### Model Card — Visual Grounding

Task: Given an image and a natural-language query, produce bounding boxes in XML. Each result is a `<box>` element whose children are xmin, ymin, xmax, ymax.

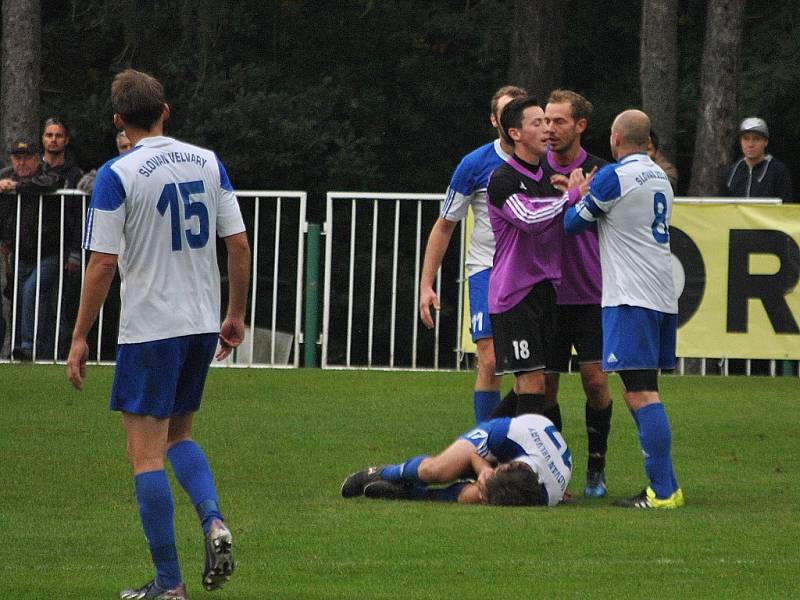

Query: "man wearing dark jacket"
<box><xmin>41</xmin><ymin>117</ymin><xmax>85</xmax><ymax>357</ymax></box>
<box><xmin>41</xmin><ymin>117</ymin><xmax>83</xmax><ymax>188</ymax></box>
<box><xmin>720</xmin><ymin>117</ymin><xmax>793</xmax><ymax>203</ymax></box>
<box><xmin>0</xmin><ymin>138</ymin><xmax>76</xmax><ymax>360</ymax></box>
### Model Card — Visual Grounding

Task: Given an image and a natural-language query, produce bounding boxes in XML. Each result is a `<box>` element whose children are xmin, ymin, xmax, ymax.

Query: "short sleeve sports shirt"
<box><xmin>84</xmin><ymin>136</ymin><xmax>246</xmax><ymax>343</ymax></box>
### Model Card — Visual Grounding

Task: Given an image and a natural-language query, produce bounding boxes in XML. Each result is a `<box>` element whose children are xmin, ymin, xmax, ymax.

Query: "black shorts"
<box><xmin>490</xmin><ymin>281</ymin><xmax>556</xmax><ymax>375</ymax></box>
<box><xmin>547</xmin><ymin>303</ymin><xmax>603</xmax><ymax>372</ymax></box>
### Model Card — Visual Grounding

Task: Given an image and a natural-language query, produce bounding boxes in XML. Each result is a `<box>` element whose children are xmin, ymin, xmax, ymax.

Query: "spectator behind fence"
<box><xmin>41</xmin><ymin>117</ymin><xmax>83</xmax><ymax>188</ymax></box>
<box><xmin>720</xmin><ymin>117</ymin><xmax>793</xmax><ymax>203</ymax></box>
<box><xmin>73</xmin><ymin>130</ymin><xmax>133</xmax><ymax>360</ymax></box>
<box><xmin>647</xmin><ymin>129</ymin><xmax>678</xmax><ymax>193</ymax></box>
<box><xmin>77</xmin><ymin>131</ymin><xmax>131</xmax><ymax>194</ymax></box>
<box><xmin>0</xmin><ymin>137</ymin><xmax>78</xmax><ymax>360</ymax></box>
<box><xmin>40</xmin><ymin>117</ymin><xmax>85</xmax><ymax>359</ymax></box>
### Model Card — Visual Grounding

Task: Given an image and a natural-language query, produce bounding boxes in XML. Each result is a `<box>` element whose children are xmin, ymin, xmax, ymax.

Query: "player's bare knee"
<box><xmin>476</xmin><ymin>340</ymin><xmax>497</xmax><ymax>375</ymax></box>
<box><xmin>418</xmin><ymin>458</ymin><xmax>451</xmax><ymax>483</ymax></box>
<box><xmin>584</xmin><ymin>379</ymin><xmax>610</xmax><ymax>408</ymax></box>
<box><xmin>544</xmin><ymin>372</ymin><xmax>560</xmax><ymax>404</ymax></box>
<box><xmin>581</xmin><ymin>365</ymin><xmax>610</xmax><ymax>407</ymax></box>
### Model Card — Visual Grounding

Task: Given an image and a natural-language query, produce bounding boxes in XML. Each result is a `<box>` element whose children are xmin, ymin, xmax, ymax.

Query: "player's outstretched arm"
<box><xmin>419</xmin><ymin>217</ymin><xmax>457</xmax><ymax>329</ymax></box>
<box><xmin>217</xmin><ymin>231</ymin><xmax>251</xmax><ymax>360</ymax></box>
<box><xmin>67</xmin><ymin>251</ymin><xmax>117</xmax><ymax>390</ymax></box>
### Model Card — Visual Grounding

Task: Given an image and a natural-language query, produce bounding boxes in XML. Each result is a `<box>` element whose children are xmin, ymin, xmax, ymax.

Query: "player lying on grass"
<box><xmin>341</xmin><ymin>413</ymin><xmax>572</xmax><ymax>506</ymax></box>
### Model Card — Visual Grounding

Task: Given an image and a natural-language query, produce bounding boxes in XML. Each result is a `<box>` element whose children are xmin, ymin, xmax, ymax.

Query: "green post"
<box><xmin>304</xmin><ymin>223</ymin><xmax>321</xmax><ymax>367</ymax></box>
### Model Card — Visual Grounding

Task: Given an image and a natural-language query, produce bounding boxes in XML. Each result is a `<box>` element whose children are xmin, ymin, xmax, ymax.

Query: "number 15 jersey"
<box><xmin>84</xmin><ymin>136</ymin><xmax>246</xmax><ymax>344</ymax></box>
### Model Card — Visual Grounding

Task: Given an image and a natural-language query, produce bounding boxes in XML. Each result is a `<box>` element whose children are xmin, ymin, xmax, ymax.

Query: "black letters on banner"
<box><xmin>727</xmin><ymin>230</ymin><xmax>800</xmax><ymax>334</ymax></box>
<box><xmin>669</xmin><ymin>226</ymin><xmax>705</xmax><ymax>328</ymax></box>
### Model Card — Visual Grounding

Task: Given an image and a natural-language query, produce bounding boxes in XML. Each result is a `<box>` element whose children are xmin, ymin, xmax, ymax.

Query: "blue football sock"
<box><xmin>473</xmin><ymin>390</ymin><xmax>501</xmax><ymax>424</ymax></box>
<box><xmin>167</xmin><ymin>440</ymin><xmax>222</xmax><ymax>534</ymax></box>
<box><xmin>409</xmin><ymin>482</ymin><xmax>467</xmax><ymax>503</ymax></box>
<box><xmin>635</xmin><ymin>403</ymin><xmax>678</xmax><ymax>498</ymax></box>
<box><xmin>134</xmin><ymin>470</ymin><xmax>182</xmax><ymax>588</ymax></box>
<box><xmin>381</xmin><ymin>455</ymin><xmax>428</xmax><ymax>485</ymax></box>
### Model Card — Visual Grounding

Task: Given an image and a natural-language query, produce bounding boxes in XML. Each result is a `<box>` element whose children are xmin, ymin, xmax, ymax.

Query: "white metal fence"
<box><xmin>2</xmin><ymin>190</ymin><xmax>795</xmax><ymax>376</ymax></box>
<box><xmin>0</xmin><ymin>189</ymin><xmax>306</xmax><ymax>367</ymax></box>
<box><xmin>321</xmin><ymin>192</ymin><xmax>466</xmax><ymax>370</ymax></box>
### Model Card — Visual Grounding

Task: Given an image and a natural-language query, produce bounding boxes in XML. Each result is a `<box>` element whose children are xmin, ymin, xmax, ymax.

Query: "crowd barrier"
<box><xmin>1</xmin><ymin>190</ymin><xmax>797</xmax><ymax>376</ymax></box>
<box><xmin>0</xmin><ymin>189</ymin><xmax>306</xmax><ymax>367</ymax></box>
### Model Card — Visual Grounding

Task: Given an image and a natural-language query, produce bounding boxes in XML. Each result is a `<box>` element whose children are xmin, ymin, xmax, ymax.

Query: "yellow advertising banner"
<box><xmin>670</xmin><ymin>203</ymin><xmax>800</xmax><ymax>359</ymax></box>
<box><xmin>461</xmin><ymin>209</ymin><xmax>477</xmax><ymax>355</ymax></box>
<box><xmin>461</xmin><ymin>203</ymin><xmax>800</xmax><ymax>360</ymax></box>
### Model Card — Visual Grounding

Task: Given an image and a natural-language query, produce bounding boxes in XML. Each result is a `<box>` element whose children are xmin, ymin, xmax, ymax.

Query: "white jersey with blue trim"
<box><xmin>469</xmin><ymin>414</ymin><xmax>572</xmax><ymax>506</ymax></box>
<box><xmin>441</xmin><ymin>139</ymin><xmax>510</xmax><ymax>277</ymax></box>
<box><xmin>84</xmin><ymin>135</ymin><xmax>246</xmax><ymax>344</ymax></box>
<box><xmin>568</xmin><ymin>152</ymin><xmax>678</xmax><ymax>314</ymax></box>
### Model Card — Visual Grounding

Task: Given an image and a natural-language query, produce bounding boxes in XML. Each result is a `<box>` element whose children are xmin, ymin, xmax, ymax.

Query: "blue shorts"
<box><xmin>468</xmin><ymin>269</ymin><xmax>492</xmax><ymax>342</ymax></box>
<box><xmin>602</xmin><ymin>306</ymin><xmax>677</xmax><ymax>372</ymax></box>
<box><xmin>110</xmin><ymin>333</ymin><xmax>218</xmax><ymax>419</ymax></box>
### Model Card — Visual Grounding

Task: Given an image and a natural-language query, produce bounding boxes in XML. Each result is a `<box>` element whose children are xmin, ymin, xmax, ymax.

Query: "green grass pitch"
<box><xmin>1</xmin><ymin>365</ymin><xmax>798</xmax><ymax>598</ymax></box>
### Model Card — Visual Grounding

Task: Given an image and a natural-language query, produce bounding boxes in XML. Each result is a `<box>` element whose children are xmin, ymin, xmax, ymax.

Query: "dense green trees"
<box><xmin>1</xmin><ymin>1</ymin><xmax>796</xmax><ymax>201</ymax></box>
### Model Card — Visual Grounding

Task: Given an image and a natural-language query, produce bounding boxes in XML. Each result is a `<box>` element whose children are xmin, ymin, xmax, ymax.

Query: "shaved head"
<box><xmin>612</xmin><ymin>109</ymin><xmax>651</xmax><ymax>147</ymax></box>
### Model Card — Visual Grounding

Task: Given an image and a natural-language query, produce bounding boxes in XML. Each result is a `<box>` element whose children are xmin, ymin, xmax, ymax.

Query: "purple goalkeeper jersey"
<box><xmin>544</xmin><ymin>148</ymin><xmax>608</xmax><ymax>305</ymax></box>
<box><xmin>487</xmin><ymin>154</ymin><xmax>579</xmax><ymax>313</ymax></box>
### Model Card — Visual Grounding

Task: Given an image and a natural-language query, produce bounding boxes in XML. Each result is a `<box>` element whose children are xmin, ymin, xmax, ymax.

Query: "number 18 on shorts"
<box><xmin>489</xmin><ymin>281</ymin><xmax>555</xmax><ymax>375</ymax></box>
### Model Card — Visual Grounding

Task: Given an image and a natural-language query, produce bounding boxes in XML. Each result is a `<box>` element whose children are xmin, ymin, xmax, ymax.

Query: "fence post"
<box><xmin>304</xmin><ymin>223</ymin><xmax>321</xmax><ymax>367</ymax></box>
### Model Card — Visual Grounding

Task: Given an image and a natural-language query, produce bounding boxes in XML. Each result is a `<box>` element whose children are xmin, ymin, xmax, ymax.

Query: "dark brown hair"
<box><xmin>111</xmin><ymin>69</ymin><xmax>166</xmax><ymax>131</ymax></box>
<box><xmin>491</xmin><ymin>85</ymin><xmax>528</xmax><ymax>118</ymax></box>
<box><xmin>486</xmin><ymin>462</ymin><xmax>544</xmax><ymax>506</ymax></box>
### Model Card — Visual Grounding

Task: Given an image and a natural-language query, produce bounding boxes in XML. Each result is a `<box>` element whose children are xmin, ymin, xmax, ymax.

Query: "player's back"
<box><xmin>86</xmin><ymin>136</ymin><xmax>245</xmax><ymax>343</ymax></box>
<box><xmin>591</xmin><ymin>153</ymin><xmax>677</xmax><ymax>313</ymax></box>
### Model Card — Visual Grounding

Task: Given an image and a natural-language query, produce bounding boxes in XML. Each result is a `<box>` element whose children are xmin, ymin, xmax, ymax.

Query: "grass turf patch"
<box><xmin>1</xmin><ymin>365</ymin><xmax>798</xmax><ymax>598</ymax></box>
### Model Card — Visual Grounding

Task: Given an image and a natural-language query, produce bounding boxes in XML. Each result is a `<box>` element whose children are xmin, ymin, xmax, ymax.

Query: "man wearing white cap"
<box><xmin>720</xmin><ymin>117</ymin><xmax>793</xmax><ymax>203</ymax></box>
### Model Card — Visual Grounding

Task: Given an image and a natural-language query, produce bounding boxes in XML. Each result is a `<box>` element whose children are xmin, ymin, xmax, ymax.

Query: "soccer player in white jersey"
<box><xmin>341</xmin><ymin>413</ymin><xmax>571</xmax><ymax>506</ymax></box>
<box><xmin>419</xmin><ymin>85</ymin><xmax>526</xmax><ymax>424</ymax></box>
<box><xmin>564</xmin><ymin>109</ymin><xmax>684</xmax><ymax>509</ymax></box>
<box><xmin>66</xmin><ymin>69</ymin><xmax>251</xmax><ymax>598</ymax></box>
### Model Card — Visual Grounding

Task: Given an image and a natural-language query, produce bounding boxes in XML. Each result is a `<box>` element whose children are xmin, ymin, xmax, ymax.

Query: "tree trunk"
<box><xmin>640</xmin><ymin>0</ymin><xmax>678</xmax><ymax>162</ymax></box>
<box><xmin>688</xmin><ymin>0</ymin><xmax>746</xmax><ymax>196</ymax></box>
<box><xmin>507</xmin><ymin>0</ymin><xmax>563</xmax><ymax>103</ymax></box>
<box><xmin>1</xmin><ymin>0</ymin><xmax>41</xmax><ymax>153</ymax></box>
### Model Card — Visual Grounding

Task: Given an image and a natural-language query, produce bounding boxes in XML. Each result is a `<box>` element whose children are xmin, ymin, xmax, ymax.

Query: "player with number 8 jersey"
<box><xmin>564</xmin><ymin>109</ymin><xmax>683</xmax><ymax>509</ymax></box>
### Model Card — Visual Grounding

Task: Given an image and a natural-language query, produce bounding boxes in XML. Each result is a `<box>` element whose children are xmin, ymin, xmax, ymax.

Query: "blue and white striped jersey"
<box><xmin>441</xmin><ymin>139</ymin><xmax>510</xmax><ymax>276</ymax></box>
<box><xmin>84</xmin><ymin>136</ymin><xmax>246</xmax><ymax>344</ymax></box>
<box><xmin>465</xmin><ymin>414</ymin><xmax>572</xmax><ymax>506</ymax></box>
<box><xmin>565</xmin><ymin>152</ymin><xmax>678</xmax><ymax>314</ymax></box>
